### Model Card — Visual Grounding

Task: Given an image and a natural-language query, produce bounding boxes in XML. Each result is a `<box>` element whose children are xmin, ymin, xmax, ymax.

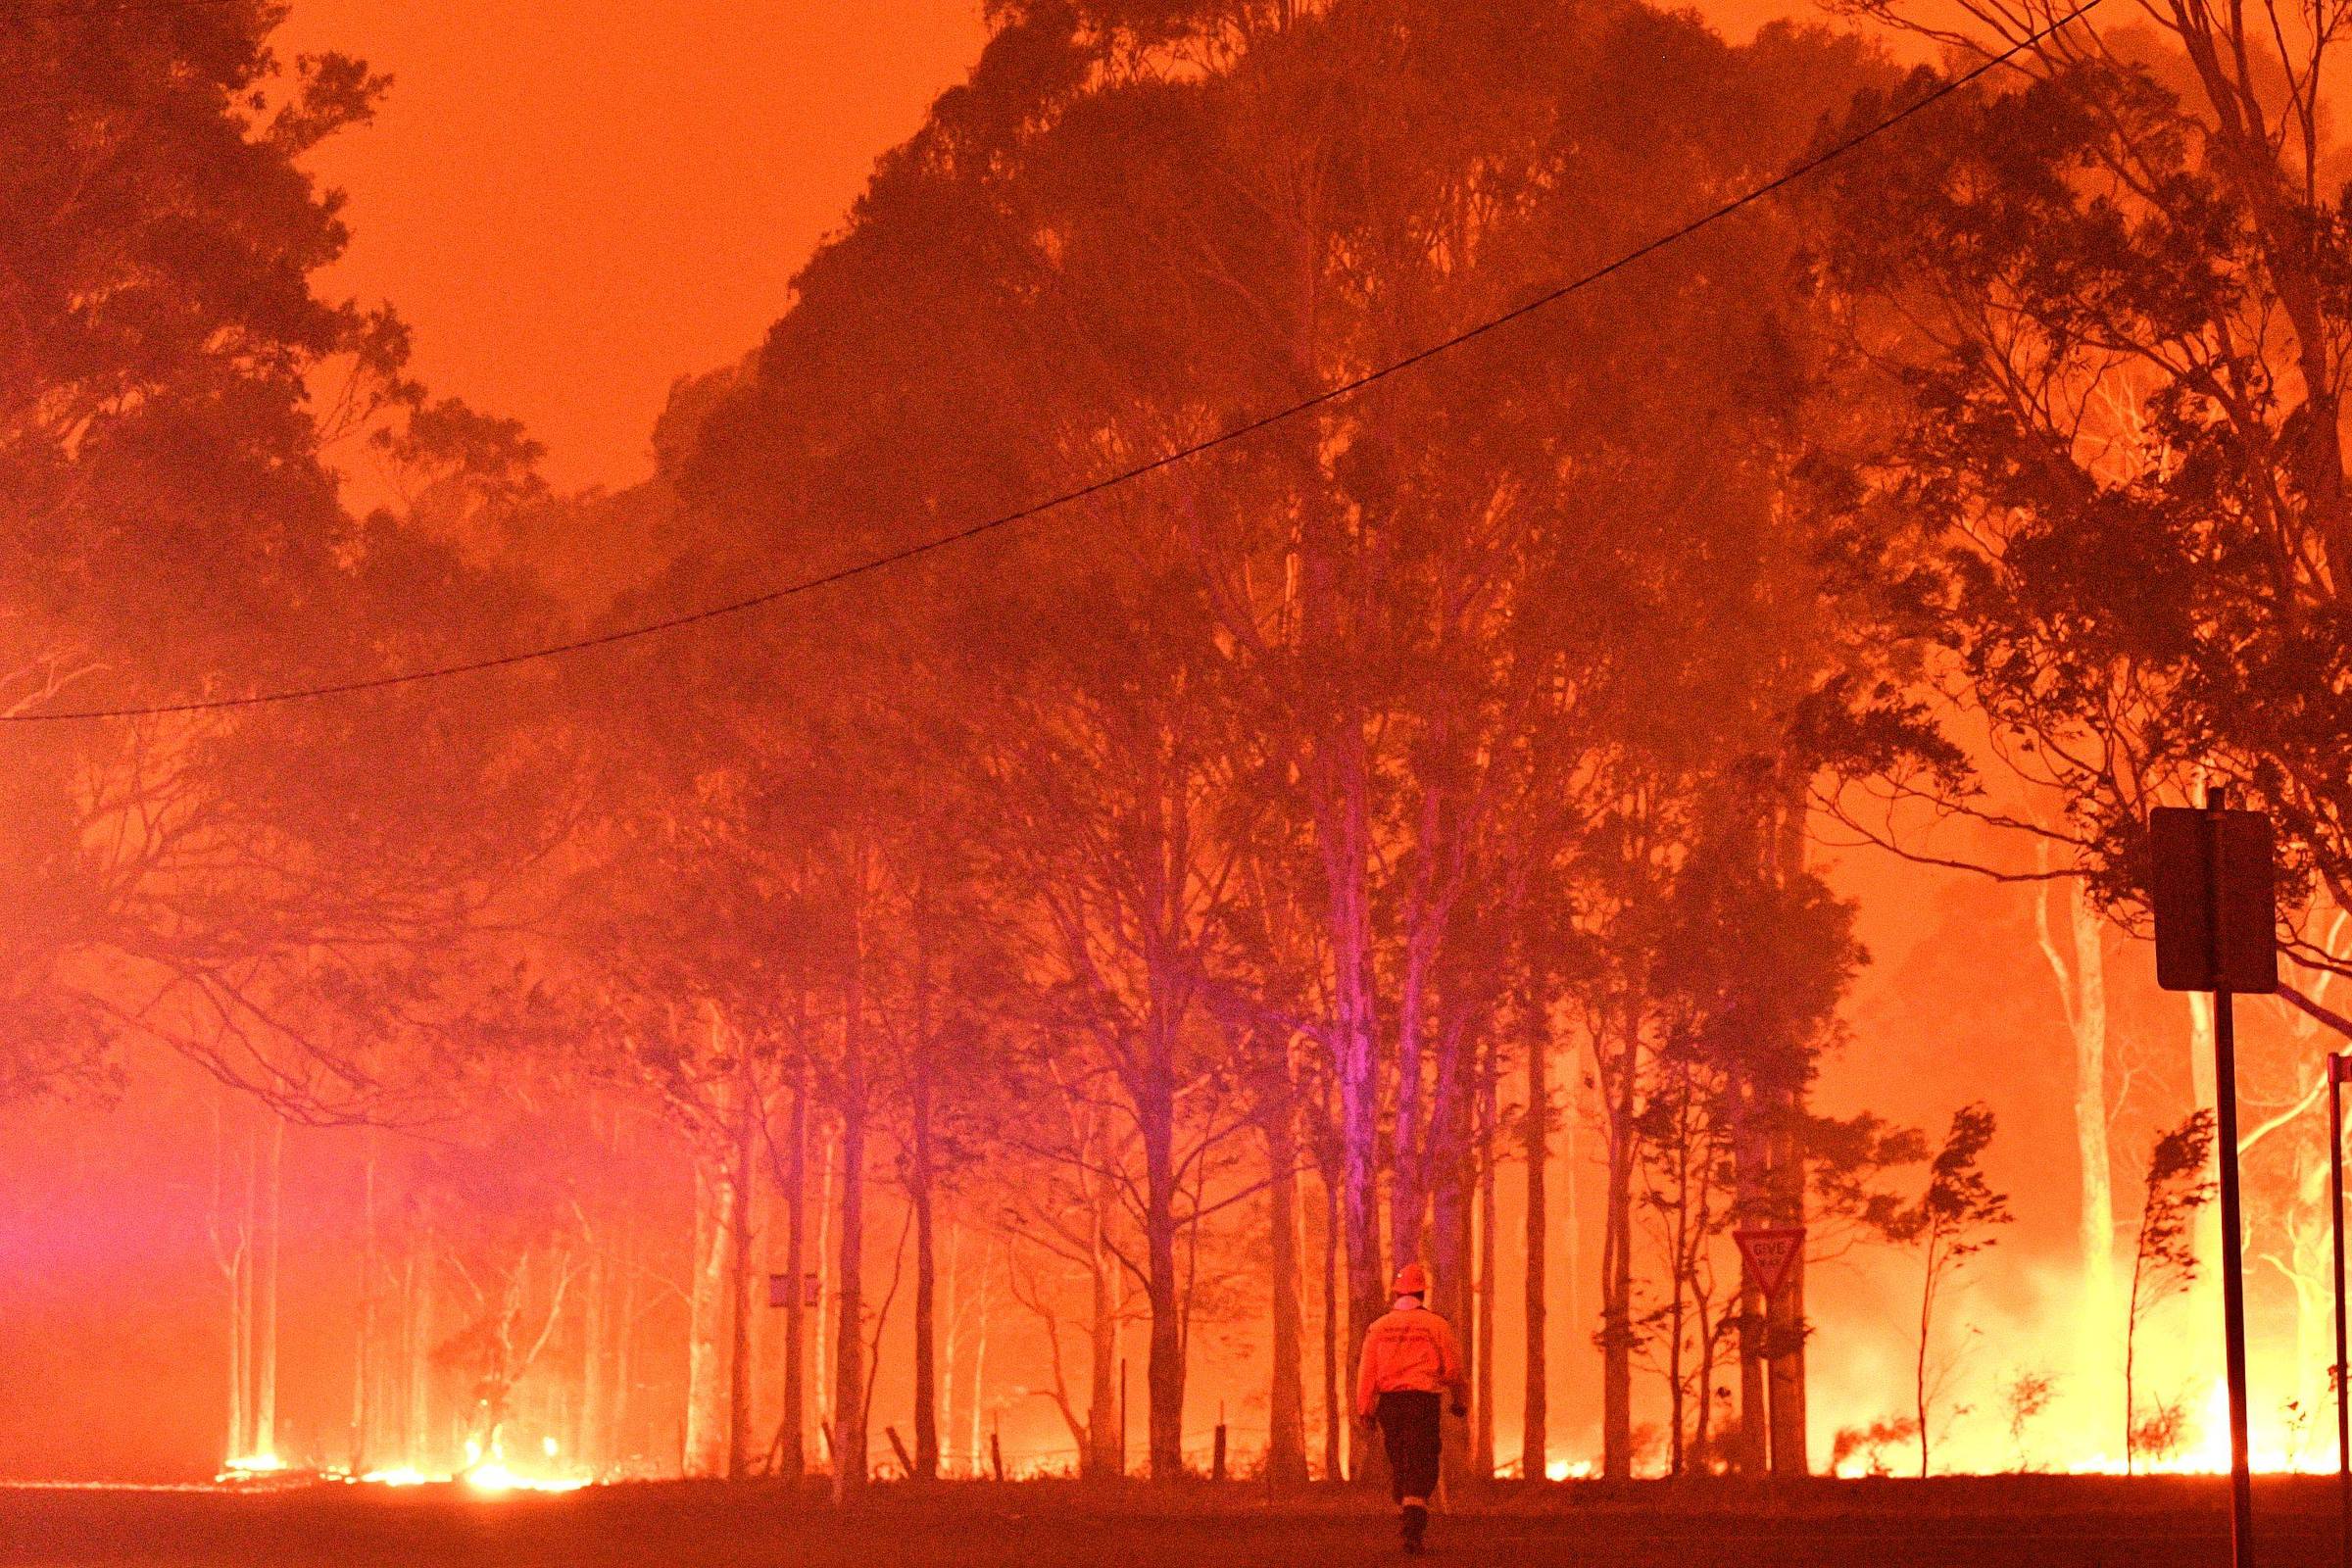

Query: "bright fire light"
<box><xmin>356</xmin><ymin>1467</ymin><xmax>432</xmax><ymax>1488</ymax></box>
<box><xmin>463</xmin><ymin>1462</ymin><xmax>587</xmax><ymax>1494</ymax></box>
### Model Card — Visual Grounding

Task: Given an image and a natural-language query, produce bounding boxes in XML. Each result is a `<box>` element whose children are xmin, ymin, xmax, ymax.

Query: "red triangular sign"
<box><xmin>1735</xmin><ymin>1227</ymin><xmax>1806</xmax><ymax>1299</ymax></box>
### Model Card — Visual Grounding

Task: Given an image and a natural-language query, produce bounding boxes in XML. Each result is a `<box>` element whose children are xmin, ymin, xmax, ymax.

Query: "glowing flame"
<box><xmin>357</xmin><ymin>1467</ymin><xmax>431</xmax><ymax>1488</ymax></box>
<box><xmin>447</xmin><ymin>1435</ymin><xmax>591</xmax><ymax>1494</ymax></box>
<box><xmin>2186</xmin><ymin>1380</ymin><xmax>2237</xmax><ymax>1474</ymax></box>
<box><xmin>463</xmin><ymin>1462</ymin><xmax>587</xmax><ymax>1494</ymax></box>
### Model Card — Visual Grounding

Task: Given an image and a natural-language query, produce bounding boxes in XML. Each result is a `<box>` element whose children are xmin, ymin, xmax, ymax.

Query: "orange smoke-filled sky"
<box><xmin>281</xmin><ymin>0</ymin><xmax>991</xmax><ymax>492</ymax></box>
<box><xmin>281</xmin><ymin>0</ymin><xmax>1808</xmax><ymax>494</ymax></box>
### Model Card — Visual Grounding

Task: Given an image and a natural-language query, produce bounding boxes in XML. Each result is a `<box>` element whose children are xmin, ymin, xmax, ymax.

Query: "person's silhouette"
<box><xmin>1355</xmin><ymin>1263</ymin><xmax>1467</xmax><ymax>1554</ymax></box>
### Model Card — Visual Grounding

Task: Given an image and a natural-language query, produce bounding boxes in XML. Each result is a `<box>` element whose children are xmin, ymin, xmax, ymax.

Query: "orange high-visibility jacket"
<box><xmin>1355</xmin><ymin>1303</ymin><xmax>1466</xmax><ymax>1418</ymax></box>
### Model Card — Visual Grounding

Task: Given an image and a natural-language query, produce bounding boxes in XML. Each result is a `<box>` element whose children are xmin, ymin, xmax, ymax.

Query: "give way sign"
<box><xmin>1734</xmin><ymin>1227</ymin><xmax>1806</xmax><ymax>1299</ymax></box>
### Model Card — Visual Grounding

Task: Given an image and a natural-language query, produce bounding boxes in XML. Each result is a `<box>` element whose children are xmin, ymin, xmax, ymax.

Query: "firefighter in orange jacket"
<box><xmin>1355</xmin><ymin>1262</ymin><xmax>1466</xmax><ymax>1554</ymax></box>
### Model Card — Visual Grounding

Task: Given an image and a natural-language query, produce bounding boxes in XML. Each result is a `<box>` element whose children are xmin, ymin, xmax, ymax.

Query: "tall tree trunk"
<box><xmin>232</xmin><ymin>1205</ymin><xmax>251</xmax><ymax>1463</ymax></box>
<box><xmin>2189</xmin><ymin>989</ymin><xmax>2218</xmax><ymax>1107</ymax></box>
<box><xmin>1562</xmin><ymin>1047</ymin><xmax>1581</xmax><ymax>1382</ymax></box>
<box><xmin>1699</xmin><ymin>1290</ymin><xmax>1727</xmax><ymax>1472</ymax></box>
<box><xmin>1262</xmin><ymin>1061</ymin><xmax>1309</xmax><ymax>1489</ymax></box>
<box><xmin>2036</xmin><ymin>858</ymin><xmax>2118</xmax><ymax>1410</ymax></box>
<box><xmin>939</xmin><ymin>1225</ymin><xmax>961</xmax><ymax>1474</ymax></box>
<box><xmin>1474</xmin><ymin>1040</ymin><xmax>1497</xmax><ymax>1485</ymax></box>
<box><xmin>813</xmin><ymin>1122</ymin><xmax>837</xmax><ymax>1454</ymax></box>
<box><xmin>352</xmin><ymin>1133</ymin><xmax>377</xmax><ymax>1474</ymax></box>
<box><xmin>1916</xmin><ymin>1233</ymin><xmax>1937</xmax><ymax>1477</ymax></box>
<box><xmin>580</xmin><ymin>1242</ymin><xmax>608</xmax><ymax>1475</ymax></box>
<box><xmin>726</xmin><ymin>1067</ymin><xmax>758</xmax><ymax>1480</ymax></box>
<box><xmin>1766</xmin><ymin>797</ymin><xmax>1811</xmax><ymax>1477</ymax></box>
<box><xmin>910</xmin><ymin>979</ymin><xmax>940</xmax><ymax>1481</ymax></box>
<box><xmin>1322</xmin><ymin>737</ymin><xmax>1388</xmax><ymax>1391</ymax></box>
<box><xmin>579</xmin><ymin>1104</ymin><xmax>621</xmax><ymax>1474</ymax></box>
<box><xmin>683</xmin><ymin>1158</ymin><xmax>732</xmax><ymax>1477</ymax></box>
<box><xmin>1522</xmin><ymin>998</ymin><xmax>1549</xmax><ymax>1483</ymax></box>
<box><xmin>832</xmin><ymin>944</ymin><xmax>870</xmax><ymax>1500</ymax></box>
<box><xmin>2184</xmin><ymin>992</ymin><xmax>2223</xmax><ymax>1370</ymax></box>
<box><xmin>968</xmin><ymin>1249</ymin><xmax>991</xmax><ymax>1477</ymax></box>
<box><xmin>1087</xmin><ymin>1182</ymin><xmax>1120</xmax><ymax>1479</ymax></box>
<box><xmin>407</xmin><ymin>1237</ymin><xmax>433</xmax><ymax>1468</ymax></box>
<box><xmin>1430</xmin><ymin>1021</ymin><xmax>1475</xmax><ymax>1497</ymax></box>
<box><xmin>1734</xmin><ymin>1080</ymin><xmax>1770</xmax><ymax>1479</ymax></box>
<box><xmin>780</xmin><ymin>1049</ymin><xmax>809</xmax><ymax>1482</ymax></box>
<box><xmin>2067</xmin><ymin>878</ymin><xmax>2115</xmax><ymax>1341</ymax></box>
<box><xmin>1598</xmin><ymin>1000</ymin><xmax>1639</xmax><ymax>1480</ymax></box>
<box><xmin>212</xmin><ymin>1100</ymin><xmax>250</xmax><ymax>1465</ymax></box>
<box><xmin>1767</xmin><ymin>1105</ymin><xmax>1809</xmax><ymax>1476</ymax></box>
<box><xmin>611</xmin><ymin>1226</ymin><xmax>636</xmax><ymax>1469</ymax></box>
<box><xmin>1389</xmin><ymin>941</ymin><xmax>1439</xmax><ymax>1277</ymax></box>
<box><xmin>256</xmin><ymin>1115</ymin><xmax>283</xmax><ymax>1462</ymax></box>
<box><xmin>2289</xmin><ymin>1150</ymin><xmax>2336</xmax><ymax>1427</ymax></box>
<box><xmin>1142</xmin><ymin>1007</ymin><xmax>1185</xmax><ymax>1481</ymax></box>
<box><xmin>1667</xmin><ymin>1167</ymin><xmax>1689</xmax><ymax>1478</ymax></box>
<box><xmin>1320</xmin><ymin>1168</ymin><xmax>1343</xmax><ymax>1483</ymax></box>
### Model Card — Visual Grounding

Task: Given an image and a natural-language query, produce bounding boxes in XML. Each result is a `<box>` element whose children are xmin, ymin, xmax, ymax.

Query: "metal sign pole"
<box><xmin>2152</xmin><ymin>790</ymin><xmax>2279</xmax><ymax>1568</ymax></box>
<box><xmin>2332</xmin><ymin>1054</ymin><xmax>2350</xmax><ymax>1568</ymax></box>
<box><xmin>2216</xmin><ymin>980</ymin><xmax>2256</xmax><ymax>1563</ymax></box>
<box><xmin>2207</xmin><ymin>789</ymin><xmax>2256</xmax><ymax>1568</ymax></box>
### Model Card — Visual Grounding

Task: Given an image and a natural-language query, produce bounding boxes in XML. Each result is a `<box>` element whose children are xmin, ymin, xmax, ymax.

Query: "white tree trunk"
<box><xmin>212</xmin><ymin>1102</ymin><xmax>252</xmax><ymax>1465</ymax></box>
<box><xmin>2290</xmin><ymin>1151</ymin><xmax>2334</xmax><ymax>1443</ymax></box>
<box><xmin>255</xmin><ymin>1117</ymin><xmax>284</xmax><ymax>1461</ymax></box>
<box><xmin>968</xmin><ymin>1245</ymin><xmax>991</xmax><ymax>1474</ymax></box>
<box><xmin>2277</xmin><ymin>979</ymin><xmax>2345</xmax><ymax>1438</ymax></box>
<box><xmin>2186</xmin><ymin>991</ymin><xmax>2224</xmax><ymax>1366</ymax></box>
<box><xmin>813</xmin><ymin>1124</ymin><xmax>837</xmax><ymax>1459</ymax></box>
<box><xmin>405</xmin><ymin>1245</ymin><xmax>434</xmax><ymax>1467</ymax></box>
<box><xmin>2068</xmin><ymin>882</ymin><xmax>2116</xmax><ymax>1326</ymax></box>
<box><xmin>682</xmin><ymin>1159</ymin><xmax>734</xmax><ymax>1477</ymax></box>
<box><xmin>939</xmin><ymin>1224</ymin><xmax>960</xmax><ymax>1473</ymax></box>
<box><xmin>2034</xmin><ymin>870</ymin><xmax>2119</xmax><ymax>1409</ymax></box>
<box><xmin>352</xmin><ymin>1136</ymin><xmax>376</xmax><ymax>1472</ymax></box>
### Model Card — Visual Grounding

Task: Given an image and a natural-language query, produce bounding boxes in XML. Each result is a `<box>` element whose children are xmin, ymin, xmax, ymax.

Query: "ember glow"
<box><xmin>9</xmin><ymin>0</ymin><xmax>2352</xmax><ymax>1546</ymax></box>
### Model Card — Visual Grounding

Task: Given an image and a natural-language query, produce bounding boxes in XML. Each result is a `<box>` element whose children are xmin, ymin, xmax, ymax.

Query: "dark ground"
<box><xmin>2</xmin><ymin>1476</ymin><xmax>2345</xmax><ymax>1567</ymax></box>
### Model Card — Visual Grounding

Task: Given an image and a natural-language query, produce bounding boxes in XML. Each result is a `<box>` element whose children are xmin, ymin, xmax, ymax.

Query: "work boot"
<box><xmin>1400</xmin><ymin>1500</ymin><xmax>1429</xmax><ymax>1554</ymax></box>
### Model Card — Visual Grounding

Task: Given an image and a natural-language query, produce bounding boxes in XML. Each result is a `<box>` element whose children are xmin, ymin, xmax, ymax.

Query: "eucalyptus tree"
<box><xmin>0</xmin><ymin>1</ymin><xmax>580</xmax><ymax>1125</ymax></box>
<box><xmin>1808</xmin><ymin>12</ymin><xmax>2352</xmax><ymax>1424</ymax></box>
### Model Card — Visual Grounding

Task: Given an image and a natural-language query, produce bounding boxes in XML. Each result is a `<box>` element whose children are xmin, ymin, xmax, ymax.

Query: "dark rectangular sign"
<box><xmin>2150</xmin><ymin>806</ymin><xmax>2278</xmax><ymax>995</ymax></box>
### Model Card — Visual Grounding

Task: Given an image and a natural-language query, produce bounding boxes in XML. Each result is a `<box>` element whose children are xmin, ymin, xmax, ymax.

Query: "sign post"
<box><xmin>1733</xmin><ymin>1227</ymin><xmax>1806</xmax><ymax>1302</ymax></box>
<box><xmin>1734</xmin><ymin>1225</ymin><xmax>1807</xmax><ymax>1477</ymax></box>
<box><xmin>2152</xmin><ymin>790</ymin><xmax>2278</xmax><ymax>1568</ymax></box>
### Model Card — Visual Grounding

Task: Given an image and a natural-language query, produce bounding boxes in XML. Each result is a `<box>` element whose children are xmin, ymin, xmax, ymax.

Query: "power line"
<box><xmin>2</xmin><ymin>0</ymin><xmax>2102</xmax><ymax>725</ymax></box>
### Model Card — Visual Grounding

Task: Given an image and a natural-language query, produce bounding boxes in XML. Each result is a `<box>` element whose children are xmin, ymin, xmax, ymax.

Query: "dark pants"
<box><xmin>1375</xmin><ymin>1391</ymin><xmax>1443</xmax><ymax>1504</ymax></box>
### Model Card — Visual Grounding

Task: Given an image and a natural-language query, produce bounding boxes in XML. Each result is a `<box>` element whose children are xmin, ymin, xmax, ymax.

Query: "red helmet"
<box><xmin>1393</xmin><ymin>1262</ymin><xmax>1430</xmax><ymax>1297</ymax></box>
